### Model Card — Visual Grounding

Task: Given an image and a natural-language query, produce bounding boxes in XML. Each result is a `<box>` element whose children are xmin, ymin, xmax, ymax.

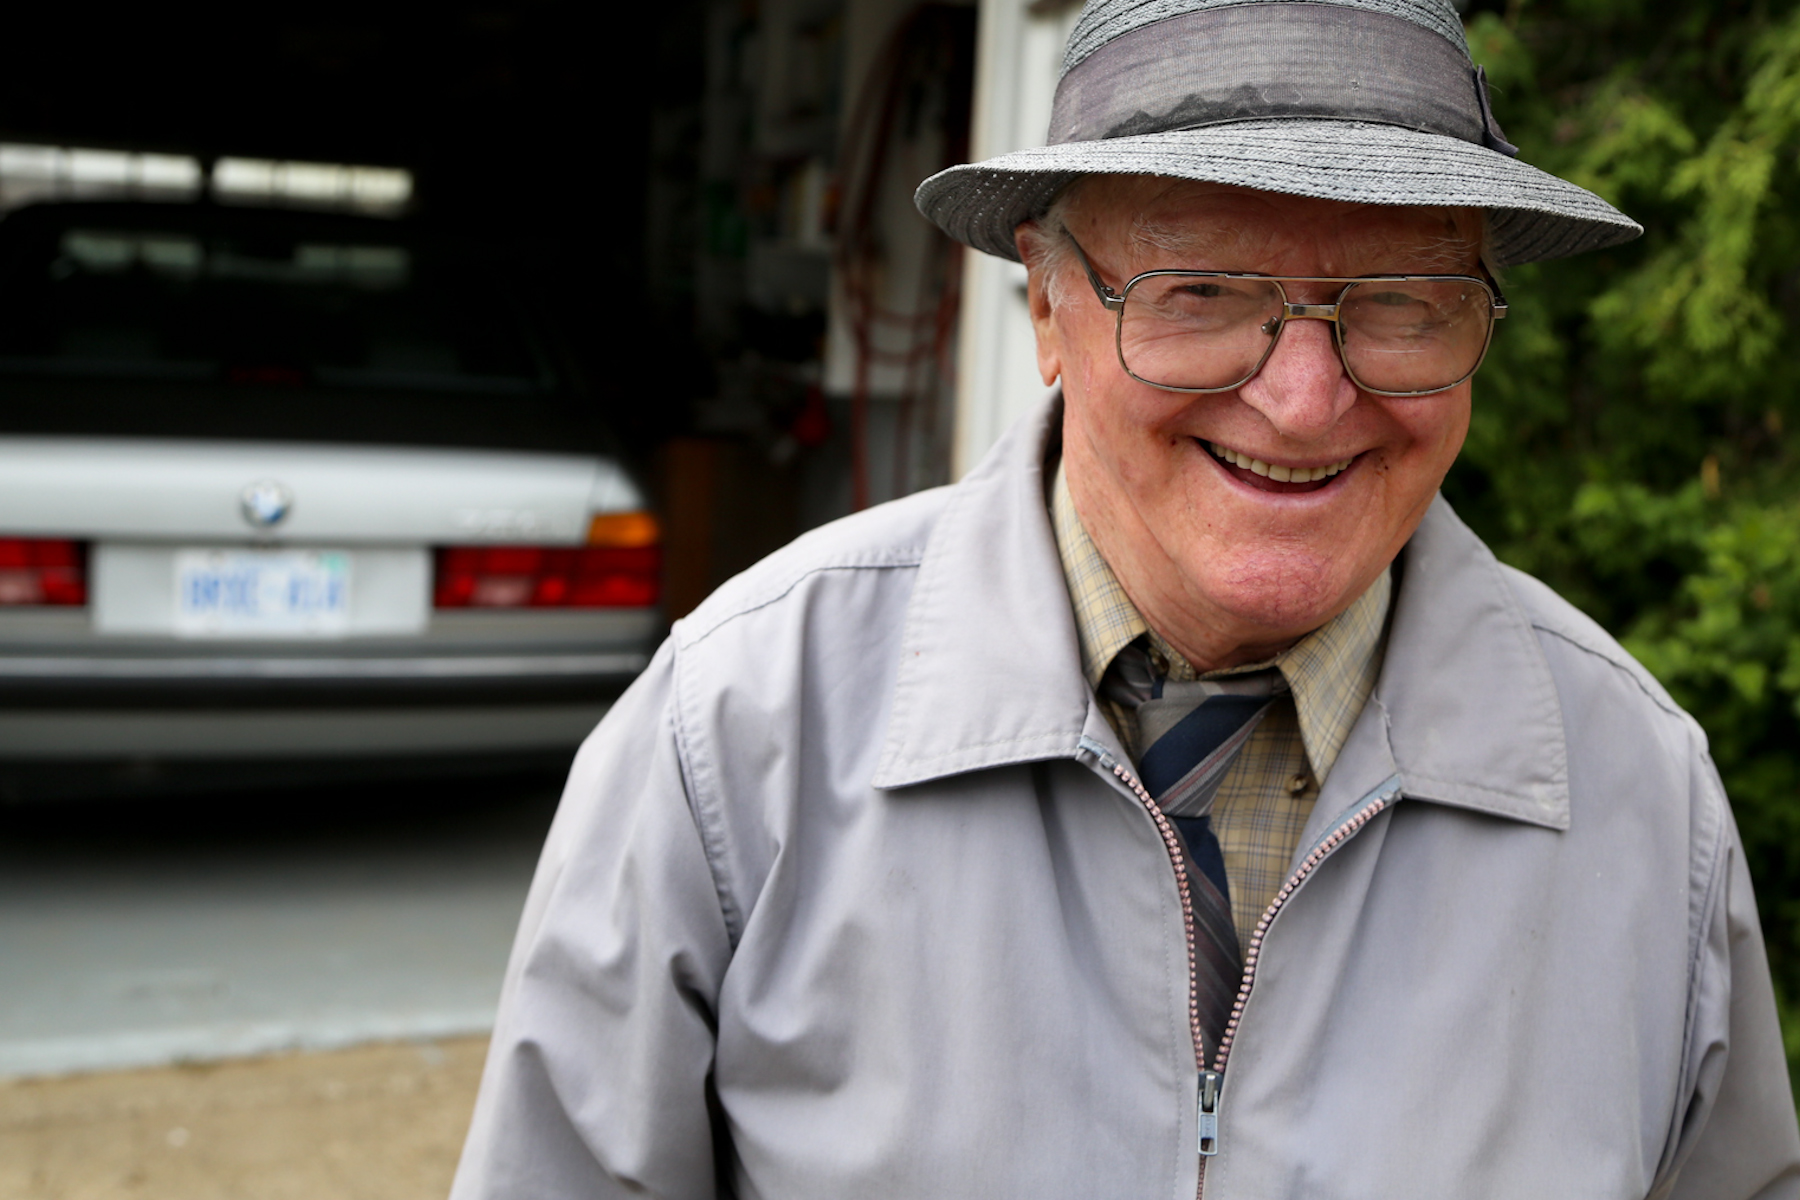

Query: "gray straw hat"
<box><xmin>915</xmin><ymin>0</ymin><xmax>1641</xmax><ymax>266</ymax></box>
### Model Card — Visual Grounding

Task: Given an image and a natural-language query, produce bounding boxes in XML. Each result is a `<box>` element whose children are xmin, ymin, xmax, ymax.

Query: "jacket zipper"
<box><xmin>1091</xmin><ymin>754</ymin><xmax>1206</xmax><ymax>1198</ymax></box>
<box><xmin>1086</xmin><ymin>742</ymin><xmax>1396</xmax><ymax>1198</ymax></box>
<box><xmin>1210</xmin><ymin>791</ymin><xmax>1395</xmax><ymax>1077</ymax></box>
<box><xmin>1099</xmin><ymin>756</ymin><xmax>1205</xmax><ymax>1077</ymax></box>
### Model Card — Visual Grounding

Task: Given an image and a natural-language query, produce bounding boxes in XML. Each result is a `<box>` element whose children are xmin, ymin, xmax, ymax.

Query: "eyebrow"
<box><xmin>1129</xmin><ymin>215</ymin><xmax>1246</xmax><ymax>263</ymax></box>
<box><xmin>1400</xmin><ymin>226</ymin><xmax>1486</xmax><ymax>273</ymax></box>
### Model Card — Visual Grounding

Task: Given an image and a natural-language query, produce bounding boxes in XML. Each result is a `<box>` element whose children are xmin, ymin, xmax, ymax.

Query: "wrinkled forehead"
<box><xmin>1062</xmin><ymin>175</ymin><xmax>1485</xmax><ymax>275</ymax></box>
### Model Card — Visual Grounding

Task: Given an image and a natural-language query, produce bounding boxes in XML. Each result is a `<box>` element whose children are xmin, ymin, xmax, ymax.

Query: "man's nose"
<box><xmin>1235</xmin><ymin>316</ymin><xmax>1359</xmax><ymax>441</ymax></box>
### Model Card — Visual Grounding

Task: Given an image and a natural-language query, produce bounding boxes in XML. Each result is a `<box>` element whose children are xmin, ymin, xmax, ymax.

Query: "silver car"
<box><xmin>0</xmin><ymin>202</ymin><xmax>660</xmax><ymax>798</ymax></box>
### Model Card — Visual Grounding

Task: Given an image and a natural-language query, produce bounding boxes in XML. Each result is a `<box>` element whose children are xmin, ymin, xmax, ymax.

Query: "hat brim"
<box><xmin>915</xmin><ymin>119</ymin><xmax>1641</xmax><ymax>267</ymax></box>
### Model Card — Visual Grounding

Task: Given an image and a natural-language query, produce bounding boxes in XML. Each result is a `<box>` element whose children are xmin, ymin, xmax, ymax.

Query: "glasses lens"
<box><xmin>1119</xmin><ymin>274</ymin><xmax>1284</xmax><ymax>390</ymax></box>
<box><xmin>1338</xmin><ymin>280</ymin><xmax>1493</xmax><ymax>394</ymax></box>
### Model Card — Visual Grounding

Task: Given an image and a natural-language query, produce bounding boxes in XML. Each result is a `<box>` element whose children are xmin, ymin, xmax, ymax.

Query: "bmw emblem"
<box><xmin>240</xmin><ymin>480</ymin><xmax>294</xmax><ymax>529</ymax></box>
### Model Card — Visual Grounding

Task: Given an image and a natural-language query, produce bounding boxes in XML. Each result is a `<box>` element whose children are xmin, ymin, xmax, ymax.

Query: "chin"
<box><xmin>1203</xmin><ymin>546</ymin><xmax>1353</xmax><ymax>637</ymax></box>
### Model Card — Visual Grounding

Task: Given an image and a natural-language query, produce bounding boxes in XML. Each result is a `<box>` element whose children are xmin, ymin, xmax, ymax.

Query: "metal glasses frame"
<box><xmin>1064</xmin><ymin>232</ymin><xmax>1508</xmax><ymax>398</ymax></box>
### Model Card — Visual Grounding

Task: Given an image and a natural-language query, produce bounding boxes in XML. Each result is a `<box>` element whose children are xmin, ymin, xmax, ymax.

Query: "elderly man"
<box><xmin>453</xmin><ymin>0</ymin><xmax>1800</xmax><ymax>1196</ymax></box>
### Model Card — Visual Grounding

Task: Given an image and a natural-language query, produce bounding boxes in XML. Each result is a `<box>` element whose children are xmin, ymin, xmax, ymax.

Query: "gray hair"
<box><xmin>1014</xmin><ymin>180</ymin><xmax>1100</xmax><ymax>315</ymax></box>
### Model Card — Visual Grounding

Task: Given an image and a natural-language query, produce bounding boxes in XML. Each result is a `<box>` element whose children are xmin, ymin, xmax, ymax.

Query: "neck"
<box><xmin>1063</xmin><ymin>455</ymin><xmax>1325</xmax><ymax>674</ymax></box>
<box><xmin>1131</xmin><ymin>582</ymin><xmax>1303</xmax><ymax>673</ymax></box>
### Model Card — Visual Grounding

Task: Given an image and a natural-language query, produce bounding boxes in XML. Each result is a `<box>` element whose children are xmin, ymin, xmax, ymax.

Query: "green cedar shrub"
<box><xmin>1455</xmin><ymin>0</ymin><xmax>1800</xmax><ymax>1101</ymax></box>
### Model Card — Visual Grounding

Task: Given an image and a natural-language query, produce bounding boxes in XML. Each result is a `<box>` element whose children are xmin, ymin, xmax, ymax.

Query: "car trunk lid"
<box><xmin>0</xmin><ymin>437</ymin><xmax>640</xmax><ymax>544</ymax></box>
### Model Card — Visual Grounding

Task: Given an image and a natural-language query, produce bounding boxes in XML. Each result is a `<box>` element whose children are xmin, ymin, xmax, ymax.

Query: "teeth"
<box><xmin>1207</xmin><ymin>442</ymin><xmax>1353</xmax><ymax>483</ymax></box>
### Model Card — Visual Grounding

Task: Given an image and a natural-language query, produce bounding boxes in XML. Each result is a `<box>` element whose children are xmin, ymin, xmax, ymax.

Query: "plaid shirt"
<box><xmin>1050</xmin><ymin>464</ymin><xmax>1391</xmax><ymax>951</ymax></box>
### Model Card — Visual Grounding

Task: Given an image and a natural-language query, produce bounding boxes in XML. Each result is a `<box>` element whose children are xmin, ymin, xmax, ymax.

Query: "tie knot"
<box><xmin>1099</xmin><ymin>640</ymin><xmax>1287</xmax><ymax>711</ymax></box>
<box><xmin>1099</xmin><ymin>641</ymin><xmax>1285</xmax><ymax>814</ymax></box>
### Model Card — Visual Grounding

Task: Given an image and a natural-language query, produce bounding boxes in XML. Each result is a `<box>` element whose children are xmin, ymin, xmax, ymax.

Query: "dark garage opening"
<box><xmin>0</xmin><ymin>2</ymin><xmax>977</xmax><ymax>617</ymax></box>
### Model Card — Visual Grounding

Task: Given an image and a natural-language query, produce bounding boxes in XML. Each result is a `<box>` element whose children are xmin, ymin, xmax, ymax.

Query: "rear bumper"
<box><xmin>0</xmin><ymin>649</ymin><xmax>649</xmax><ymax>706</ymax></box>
<box><xmin>0</xmin><ymin>701</ymin><xmax>615</xmax><ymax>759</ymax></box>
<box><xmin>0</xmin><ymin>607</ymin><xmax>657</xmax><ymax>758</ymax></box>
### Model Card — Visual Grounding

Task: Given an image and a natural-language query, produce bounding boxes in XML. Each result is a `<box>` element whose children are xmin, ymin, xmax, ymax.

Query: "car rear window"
<box><xmin>2</xmin><ymin>227</ymin><xmax>543</xmax><ymax>391</ymax></box>
<box><xmin>0</xmin><ymin>210</ymin><xmax>605</xmax><ymax>452</ymax></box>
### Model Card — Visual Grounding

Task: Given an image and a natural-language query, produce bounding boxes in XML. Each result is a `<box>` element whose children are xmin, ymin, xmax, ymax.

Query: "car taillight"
<box><xmin>0</xmin><ymin>538</ymin><xmax>87</xmax><ymax>606</ymax></box>
<box><xmin>433</xmin><ymin>511</ymin><xmax>661</xmax><ymax>610</ymax></box>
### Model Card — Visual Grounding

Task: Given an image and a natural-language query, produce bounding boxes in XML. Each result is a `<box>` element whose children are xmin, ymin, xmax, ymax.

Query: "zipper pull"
<box><xmin>1197</xmin><ymin>1069</ymin><xmax>1222</xmax><ymax>1157</ymax></box>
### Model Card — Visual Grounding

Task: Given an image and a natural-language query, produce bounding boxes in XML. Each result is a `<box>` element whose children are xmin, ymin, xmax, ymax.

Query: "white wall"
<box><xmin>950</xmin><ymin>0</ymin><xmax>1082</xmax><ymax>478</ymax></box>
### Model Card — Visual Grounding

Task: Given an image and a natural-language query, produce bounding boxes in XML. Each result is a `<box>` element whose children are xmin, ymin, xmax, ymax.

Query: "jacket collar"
<box><xmin>870</xmin><ymin>394</ymin><xmax>1095</xmax><ymax>788</ymax></box>
<box><xmin>1355</xmin><ymin>495</ymin><xmax>1570</xmax><ymax>830</ymax></box>
<box><xmin>871</xmin><ymin>394</ymin><xmax>1571</xmax><ymax>832</ymax></box>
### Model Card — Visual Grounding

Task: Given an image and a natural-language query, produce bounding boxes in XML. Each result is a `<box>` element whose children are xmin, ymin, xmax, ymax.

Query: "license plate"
<box><xmin>174</xmin><ymin>549</ymin><xmax>352</xmax><ymax>638</ymax></box>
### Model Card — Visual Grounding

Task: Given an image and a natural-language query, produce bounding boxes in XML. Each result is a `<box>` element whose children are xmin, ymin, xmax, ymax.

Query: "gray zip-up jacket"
<box><xmin>453</xmin><ymin>396</ymin><xmax>1800</xmax><ymax>1199</ymax></box>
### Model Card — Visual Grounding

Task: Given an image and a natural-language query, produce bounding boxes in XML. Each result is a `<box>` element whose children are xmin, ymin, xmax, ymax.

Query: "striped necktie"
<box><xmin>1101</xmin><ymin>643</ymin><xmax>1287</xmax><ymax>1059</ymax></box>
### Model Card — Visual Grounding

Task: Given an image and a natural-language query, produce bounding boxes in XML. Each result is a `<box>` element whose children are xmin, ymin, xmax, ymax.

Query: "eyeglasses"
<box><xmin>1064</xmin><ymin>232</ymin><xmax>1508</xmax><ymax>398</ymax></box>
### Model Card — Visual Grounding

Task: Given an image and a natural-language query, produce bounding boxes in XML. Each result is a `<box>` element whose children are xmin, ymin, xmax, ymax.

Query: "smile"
<box><xmin>1205</xmin><ymin>442</ymin><xmax>1355</xmax><ymax>484</ymax></box>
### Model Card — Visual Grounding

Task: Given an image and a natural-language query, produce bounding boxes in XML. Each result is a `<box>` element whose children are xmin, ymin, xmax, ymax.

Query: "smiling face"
<box><xmin>1022</xmin><ymin>177</ymin><xmax>1481</xmax><ymax>669</ymax></box>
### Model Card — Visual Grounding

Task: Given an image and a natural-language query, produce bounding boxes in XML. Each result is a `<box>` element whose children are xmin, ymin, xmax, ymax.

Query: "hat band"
<box><xmin>1048</xmin><ymin>3</ymin><xmax>1517</xmax><ymax>156</ymax></box>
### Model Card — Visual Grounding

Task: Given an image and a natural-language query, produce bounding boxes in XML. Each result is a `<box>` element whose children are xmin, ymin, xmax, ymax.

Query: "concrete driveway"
<box><xmin>0</xmin><ymin>771</ymin><xmax>563</xmax><ymax>1199</ymax></box>
<box><xmin>0</xmin><ymin>773</ymin><xmax>557</xmax><ymax>1078</ymax></box>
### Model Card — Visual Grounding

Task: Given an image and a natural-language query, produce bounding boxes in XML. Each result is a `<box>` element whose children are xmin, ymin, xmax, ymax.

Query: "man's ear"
<box><xmin>1015</xmin><ymin>226</ymin><xmax>1064</xmax><ymax>387</ymax></box>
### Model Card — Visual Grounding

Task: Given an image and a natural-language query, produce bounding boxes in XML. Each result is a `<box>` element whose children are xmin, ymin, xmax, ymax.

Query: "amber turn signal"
<box><xmin>586</xmin><ymin>511</ymin><xmax>661</xmax><ymax>548</ymax></box>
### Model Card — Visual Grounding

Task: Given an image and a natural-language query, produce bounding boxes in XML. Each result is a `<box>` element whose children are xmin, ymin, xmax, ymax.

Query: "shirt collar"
<box><xmin>1049</xmin><ymin>461</ymin><xmax>1146</xmax><ymax>689</ymax></box>
<box><xmin>1049</xmin><ymin>461</ymin><xmax>1390</xmax><ymax>786</ymax></box>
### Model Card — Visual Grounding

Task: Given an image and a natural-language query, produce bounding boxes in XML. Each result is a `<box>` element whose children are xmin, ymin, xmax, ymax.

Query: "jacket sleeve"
<box><xmin>451</xmin><ymin>638</ymin><xmax>735</xmax><ymax>1200</ymax></box>
<box><xmin>1660</xmin><ymin>785</ymin><xmax>1800</xmax><ymax>1200</ymax></box>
